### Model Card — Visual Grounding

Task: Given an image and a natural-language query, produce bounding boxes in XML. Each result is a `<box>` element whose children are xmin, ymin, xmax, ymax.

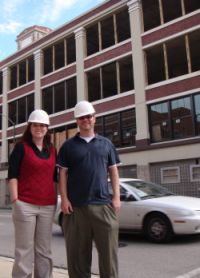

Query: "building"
<box><xmin>0</xmin><ymin>0</ymin><xmax>200</xmax><ymax>207</ymax></box>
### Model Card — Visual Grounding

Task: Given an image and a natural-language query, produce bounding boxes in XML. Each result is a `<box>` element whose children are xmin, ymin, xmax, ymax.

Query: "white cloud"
<box><xmin>39</xmin><ymin>0</ymin><xmax>78</xmax><ymax>23</ymax></box>
<box><xmin>0</xmin><ymin>21</ymin><xmax>22</xmax><ymax>34</ymax></box>
<box><xmin>2</xmin><ymin>0</ymin><xmax>25</xmax><ymax>17</ymax></box>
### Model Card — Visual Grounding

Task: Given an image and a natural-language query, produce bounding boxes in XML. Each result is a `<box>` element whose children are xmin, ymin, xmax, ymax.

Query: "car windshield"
<box><xmin>122</xmin><ymin>180</ymin><xmax>174</xmax><ymax>200</ymax></box>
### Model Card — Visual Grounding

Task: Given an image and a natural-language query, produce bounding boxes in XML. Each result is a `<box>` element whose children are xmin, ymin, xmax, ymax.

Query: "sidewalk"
<box><xmin>0</xmin><ymin>256</ymin><xmax>99</xmax><ymax>278</ymax></box>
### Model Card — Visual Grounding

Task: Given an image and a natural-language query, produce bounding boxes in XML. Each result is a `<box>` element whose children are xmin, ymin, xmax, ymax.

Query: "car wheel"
<box><xmin>144</xmin><ymin>213</ymin><xmax>173</xmax><ymax>243</ymax></box>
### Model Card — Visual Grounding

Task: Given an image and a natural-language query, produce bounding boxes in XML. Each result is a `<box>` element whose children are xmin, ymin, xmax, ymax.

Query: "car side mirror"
<box><xmin>120</xmin><ymin>192</ymin><xmax>135</xmax><ymax>201</ymax></box>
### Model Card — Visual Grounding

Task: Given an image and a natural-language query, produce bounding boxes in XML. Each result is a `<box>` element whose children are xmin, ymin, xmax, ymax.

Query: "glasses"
<box><xmin>78</xmin><ymin>114</ymin><xmax>94</xmax><ymax>120</ymax></box>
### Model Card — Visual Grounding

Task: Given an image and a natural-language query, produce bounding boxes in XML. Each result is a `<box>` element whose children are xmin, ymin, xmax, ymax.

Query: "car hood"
<box><xmin>144</xmin><ymin>195</ymin><xmax>200</xmax><ymax>210</ymax></box>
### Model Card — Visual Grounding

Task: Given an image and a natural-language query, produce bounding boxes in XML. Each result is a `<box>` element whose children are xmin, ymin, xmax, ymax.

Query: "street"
<box><xmin>1</xmin><ymin>209</ymin><xmax>200</xmax><ymax>278</ymax></box>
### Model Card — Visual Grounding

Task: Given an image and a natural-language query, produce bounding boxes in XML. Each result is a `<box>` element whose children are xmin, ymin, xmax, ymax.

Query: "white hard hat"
<box><xmin>28</xmin><ymin>109</ymin><xmax>50</xmax><ymax>125</ymax></box>
<box><xmin>74</xmin><ymin>101</ymin><xmax>96</xmax><ymax>118</ymax></box>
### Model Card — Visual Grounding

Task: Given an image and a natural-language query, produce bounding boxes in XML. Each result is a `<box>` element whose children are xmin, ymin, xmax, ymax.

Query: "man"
<box><xmin>57</xmin><ymin>100</ymin><xmax>121</xmax><ymax>278</ymax></box>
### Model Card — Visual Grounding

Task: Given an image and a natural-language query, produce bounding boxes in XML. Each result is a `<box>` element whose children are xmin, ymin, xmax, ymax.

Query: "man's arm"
<box><xmin>59</xmin><ymin>167</ymin><xmax>73</xmax><ymax>214</ymax></box>
<box><xmin>109</xmin><ymin>165</ymin><xmax>121</xmax><ymax>213</ymax></box>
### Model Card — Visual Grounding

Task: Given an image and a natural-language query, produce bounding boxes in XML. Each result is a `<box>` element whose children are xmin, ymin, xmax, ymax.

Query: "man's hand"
<box><xmin>112</xmin><ymin>196</ymin><xmax>121</xmax><ymax>213</ymax></box>
<box><xmin>61</xmin><ymin>198</ymin><xmax>73</xmax><ymax>214</ymax></box>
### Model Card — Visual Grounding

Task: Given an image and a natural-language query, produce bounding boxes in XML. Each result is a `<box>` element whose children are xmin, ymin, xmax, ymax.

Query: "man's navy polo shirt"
<box><xmin>57</xmin><ymin>133</ymin><xmax>120</xmax><ymax>206</ymax></box>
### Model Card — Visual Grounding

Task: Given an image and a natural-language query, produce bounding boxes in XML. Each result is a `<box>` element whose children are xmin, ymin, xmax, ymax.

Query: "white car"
<box><xmin>54</xmin><ymin>178</ymin><xmax>200</xmax><ymax>243</ymax></box>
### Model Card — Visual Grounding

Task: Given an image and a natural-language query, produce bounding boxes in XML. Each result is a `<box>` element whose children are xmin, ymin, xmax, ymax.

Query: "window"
<box><xmin>142</xmin><ymin>0</ymin><xmax>160</xmax><ymax>31</ymax></box>
<box><xmin>55</xmin><ymin>41</ymin><xmax>65</xmax><ymax>70</ymax></box>
<box><xmin>162</xmin><ymin>0</ymin><xmax>182</xmax><ymax>23</ymax></box>
<box><xmin>116</xmin><ymin>9</ymin><xmax>130</xmax><ymax>43</ymax></box>
<box><xmin>149</xmin><ymin>102</ymin><xmax>170</xmax><ymax>142</ymax></box>
<box><xmin>95</xmin><ymin>109</ymin><xmax>136</xmax><ymax>148</ymax></box>
<box><xmin>43</xmin><ymin>47</ymin><xmax>53</xmax><ymax>75</ymax></box>
<box><xmin>190</xmin><ymin>165</ymin><xmax>200</xmax><ymax>182</ymax></box>
<box><xmin>171</xmin><ymin>97</ymin><xmax>193</xmax><ymax>139</ymax></box>
<box><xmin>42</xmin><ymin>77</ymin><xmax>77</xmax><ymax>114</ymax></box>
<box><xmin>86</xmin><ymin>24</ymin><xmax>99</xmax><ymax>56</ymax></box>
<box><xmin>67</xmin><ymin>36</ymin><xmax>76</xmax><ymax>65</ymax></box>
<box><xmin>194</xmin><ymin>94</ymin><xmax>200</xmax><ymax>135</ymax></box>
<box><xmin>161</xmin><ymin>167</ymin><xmax>180</xmax><ymax>184</ymax></box>
<box><xmin>10</xmin><ymin>56</ymin><xmax>35</xmax><ymax>90</ymax></box>
<box><xmin>10</xmin><ymin>65</ymin><xmax>17</xmax><ymax>90</ymax></box>
<box><xmin>102</xmin><ymin>63</ymin><xmax>117</xmax><ymax>98</ymax></box>
<box><xmin>0</xmin><ymin>71</ymin><xmax>2</xmax><ymax>95</ymax></box>
<box><xmin>146</xmin><ymin>45</ymin><xmax>165</xmax><ymax>84</ymax></box>
<box><xmin>87</xmin><ymin>57</ymin><xmax>134</xmax><ymax>101</ymax></box>
<box><xmin>104</xmin><ymin>113</ymin><xmax>120</xmax><ymax>147</ymax></box>
<box><xmin>101</xmin><ymin>16</ymin><xmax>115</xmax><ymax>50</ymax></box>
<box><xmin>149</xmin><ymin>94</ymin><xmax>200</xmax><ymax>142</ymax></box>
<box><xmin>119</xmin><ymin>56</ymin><xmax>134</xmax><ymax>93</ymax></box>
<box><xmin>86</xmin><ymin>8</ymin><xmax>130</xmax><ymax>56</ymax></box>
<box><xmin>43</xmin><ymin>36</ymin><xmax>76</xmax><ymax>75</ymax></box>
<box><xmin>42</xmin><ymin>87</ymin><xmax>53</xmax><ymax>115</ymax></box>
<box><xmin>88</xmin><ymin>68</ymin><xmax>101</xmax><ymax>102</ymax></box>
<box><xmin>54</xmin><ymin>82</ymin><xmax>65</xmax><ymax>113</ymax></box>
<box><xmin>188</xmin><ymin>30</ymin><xmax>200</xmax><ymax>72</ymax></box>
<box><xmin>166</xmin><ymin>37</ymin><xmax>188</xmax><ymax>78</ymax></box>
<box><xmin>8</xmin><ymin>94</ymin><xmax>34</xmax><ymax>126</ymax></box>
<box><xmin>121</xmin><ymin>109</ymin><xmax>136</xmax><ymax>146</ymax></box>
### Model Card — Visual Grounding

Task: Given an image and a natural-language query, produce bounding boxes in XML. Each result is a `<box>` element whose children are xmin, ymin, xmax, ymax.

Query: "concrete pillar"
<box><xmin>127</xmin><ymin>0</ymin><xmax>149</xmax><ymax>142</ymax></box>
<box><xmin>128</xmin><ymin>0</ymin><xmax>150</xmax><ymax>180</ymax></box>
<box><xmin>74</xmin><ymin>27</ymin><xmax>87</xmax><ymax>102</ymax></box>
<box><xmin>1</xmin><ymin>67</ymin><xmax>9</xmax><ymax>162</ymax></box>
<box><xmin>34</xmin><ymin>49</ymin><xmax>42</xmax><ymax>108</ymax></box>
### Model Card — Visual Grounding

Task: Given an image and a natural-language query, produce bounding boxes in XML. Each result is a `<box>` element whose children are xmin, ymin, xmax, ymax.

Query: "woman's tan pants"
<box><xmin>12</xmin><ymin>200</ymin><xmax>55</xmax><ymax>278</ymax></box>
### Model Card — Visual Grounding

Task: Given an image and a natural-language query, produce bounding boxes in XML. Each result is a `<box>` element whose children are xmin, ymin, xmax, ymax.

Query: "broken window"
<box><xmin>19</xmin><ymin>60</ymin><xmax>27</xmax><ymax>86</ymax></box>
<box><xmin>42</xmin><ymin>86</ymin><xmax>53</xmax><ymax>115</ymax></box>
<box><xmin>0</xmin><ymin>71</ymin><xmax>2</xmax><ymax>95</ymax></box>
<box><xmin>102</xmin><ymin>62</ymin><xmax>117</xmax><ymax>98</ymax></box>
<box><xmin>86</xmin><ymin>8</ymin><xmax>130</xmax><ymax>56</ymax></box>
<box><xmin>18</xmin><ymin>97</ymin><xmax>26</xmax><ymax>123</ymax></box>
<box><xmin>43</xmin><ymin>47</ymin><xmax>53</xmax><ymax>75</ymax></box>
<box><xmin>184</xmin><ymin>0</ymin><xmax>200</xmax><ymax>14</ymax></box>
<box><xmin>142</xmin><ymin>0</ymin><xmax>161</xmax><ymax>31</ymax></box>
<box><xmin>55</xmin><ymin>40</ymin><xmax>65</xmax><ymax>70</ymax></box>
<box><xmin>166</xmin><ymin>37</ymin><xmax>188</xmax><ymax>78</ymax></box>
<box><xmin>88</xmin><ymin>68</ymin><xmax>101</xmax><ymax>102</ymax></box>
<box><xmin>67</xmin><ymin>36</ymin><xmax>76</xmax><ymax>65</ymax></box>
<box><xmin>54</xmin><ymin>82</ymin><xmax>65</xmax><ymax>113</ymax></box>
<box><xmin>146</xmin><ymin>45</ymin><xmax>165</xmax><ymax>84</ymax></box>
<box><xmin>66</xmin><ymin>77</ymin><xmax>77</xmax><ymax>109</ymax></box>
<box><xmin>101</xmin><ymin>16</ymin><xmax>115</xmax><ymax>49</ymax></box>
<box><xmin>162</xmin><ymin>0</ymin><xmax>182</xmax><ymax>23</ymax></box>
<box><xmin>188</xmin><ymin>30</ymin><xmax>200</xmax><ymax>72</ymax></box>
<box><xmin>86</xmin><ymin>24</ymin><xmax>99</xmax><ymax>56</ymax></box>
<box><xmin>116</xmin><ymin>9</ymin><xmax>130</xmax><ymax>43</ymax></box>
<box><xmin>8</xmin><ymin>93</ymin><xmax>34</xmax><ymax>126</ymax></box>
<box><xmin>27</xmin><ymin>94</ymin><xmax>34</xmax><ymax>117</ymax></box>
<box><xmin>42</xmin><ymin>77</ymin><xmax>77</xmax><ymax>114</ymax></box>
<box><xmin>10</xmin><ymin>65</ymin><xmax>18</xmax><ymax>90</ymax></box>
<box><xmin>28</xmin><ymin>56</ymin><xmax>34</xmax><ymax>82</ymax></box>
<box><xmin>119</xmin><ymin>56</ymin><xmax>134</xmax><ymax>93</ymax></box>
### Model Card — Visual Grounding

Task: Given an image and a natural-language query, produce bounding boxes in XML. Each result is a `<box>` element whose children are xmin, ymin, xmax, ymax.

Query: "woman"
<box><xmin>8</xmin><ymin>109</ymin><xmax>57</xmax><ymax>278</ymax></box>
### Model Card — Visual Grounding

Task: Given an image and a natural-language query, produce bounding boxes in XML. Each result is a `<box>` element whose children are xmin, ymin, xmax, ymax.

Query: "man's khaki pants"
<box><xmin>63</xmin><ymin>204</ymin><xmax>119</xmax><ymax>278</ymax></box>
<box><xmin>12</xmin><ymin>200</ymin><xmax>55</xmax><ymax>278</ymax></box>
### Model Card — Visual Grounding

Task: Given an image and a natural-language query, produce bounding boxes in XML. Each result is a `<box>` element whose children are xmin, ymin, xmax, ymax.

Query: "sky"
<box><xmin>0</xmin><ymin>0</ymin><xmax>105</xmax><ymax>61</ymax></box>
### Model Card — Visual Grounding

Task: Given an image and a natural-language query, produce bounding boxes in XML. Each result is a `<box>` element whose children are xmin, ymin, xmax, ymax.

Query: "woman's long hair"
<box><xmin>20</xmin><ymin>123</ymin><xmax>52</xmax><ymax>150</ymax></box>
